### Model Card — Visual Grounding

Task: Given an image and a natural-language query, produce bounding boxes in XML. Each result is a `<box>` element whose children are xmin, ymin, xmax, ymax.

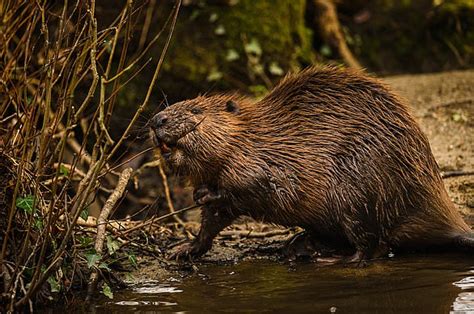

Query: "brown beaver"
<box><xmin>150</xmin><ymin>66</ymin><xmax>473</xmax><ymax>263</ymax></box>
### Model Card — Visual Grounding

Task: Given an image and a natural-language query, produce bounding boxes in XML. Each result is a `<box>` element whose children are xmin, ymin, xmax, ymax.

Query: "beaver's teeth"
<box><xmin>161</xmin><ymin>142</ymin><xmax>171</xmax><ymax>153</ymax></box>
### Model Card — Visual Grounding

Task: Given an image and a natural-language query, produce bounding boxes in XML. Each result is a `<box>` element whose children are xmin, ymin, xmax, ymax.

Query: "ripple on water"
<box><xmin>451</xmin><ymin>269</ymin><xmax>474</xmax><ymax>313</ymax></box>
<box><xmin>105</xmin><ymin>283</ymin><xmax>182</xmax><ymax>309</ymax></box>
<box><xmin>132</xmin><ymin>285</ymin><xmax>183</xmax><ymax>294</ymax></box>
<box><xmin>453</xmin><ymin>274</ymin><xmax>474</xmax><ymax>290</ymax></box>
<box><xmin>111</xmin><ymin>300</ymin><xmax>177</xmax><ymax>306</ymax></box>
<box><xmin>452</xmin><ymin>292</ymin><xmax>474</xmax><ymax>313</ymax></box>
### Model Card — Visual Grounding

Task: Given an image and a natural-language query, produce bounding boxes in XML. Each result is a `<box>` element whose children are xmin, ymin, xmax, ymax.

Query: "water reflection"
<box><xmin>452</xmin><ymin>269</ymin><xmax>474</xmax><ymax>313</ymax></box>
<box><xmin>96</xmin><ymin>256</ymin><xmax>473</xmax><ymax>313</ymax></box>
<box><xmin>40</xmin><ymin>255</ymin><xmax>474</xmax><ymax>313</ymax></box>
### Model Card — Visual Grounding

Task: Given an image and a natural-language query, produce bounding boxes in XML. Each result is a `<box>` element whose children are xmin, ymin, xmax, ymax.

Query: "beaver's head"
<box><xmin>150</xmin><ymin>94</ymin><xmax>248</xmax><ymax>178</ymax></box>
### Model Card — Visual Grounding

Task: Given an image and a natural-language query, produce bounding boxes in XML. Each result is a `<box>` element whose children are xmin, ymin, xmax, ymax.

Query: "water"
<box><xmin>76</xmin><ymin>254</ymin><xmax>472</xmax><ymax>314</ymax></box>
<box><xmin>45</xmin><ymin>254</ymin><xmax>474</xmax><ymax>313</ymax></box>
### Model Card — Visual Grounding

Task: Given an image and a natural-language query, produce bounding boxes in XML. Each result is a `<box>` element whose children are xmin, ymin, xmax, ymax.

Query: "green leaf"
<box><xmin>320</xmin><ymin>44</ymin><xmax>332</xmax><ymax>57</ymax></box>
<box><xmin>47</xmin><ymin>276</ymin><xmax>60</xmax><ymax>293</ymax></box>
<box><xmin>253</xmin><ymin>64</ymin><xmax>264</xmax><ymax>75</ymax></box>
<box><xmin>79</xmin><ymin>236</ymin><xmax>93</xmax><ymax>247</ymax></box>
<box><xmin>189</xmin><ymin>10</ymin><xmax>200</xmax><ymax>21</ymax></box>
<box><xmin>128</xmin><ymin>253</ymin><xmax>138</xmax><ymax>269</ymax></box>
<box><xmin>214</xmin><ymin>25</ymin><xmax>226</xmax><ymax>35</ymax></box>
<box><xmin>225</xmin><ymin>49</ymin><xmax>239</xmax><ymax>62</ymax></box>
<box><xmin>249</xmin><ymin>85</ymin><xmax>268</xmax><ymax>97</ymax></box>
<box><xmin>59</xmin><ymin>164</ymin><xmax>69</xmax><ymax>176</ymax></box>
<box><xmin>206</xmin><ymin>69</ymin><xmax>223</xmax><ymax>81</ymax></box>
<box><xmin>16</xmin><ymin>195</ymin><xmax>36</xmax><ymax>214</ymax></box>
<box><xmin>99</xmin><ymin>262</ymin><xmax>111</xmax><ymax>271</ymax></box>
<box><xmin>85</xmin><ymin>253</ymin><xmax>101</xmax><ymax>268</ymax></box>
<box><xmin>244</xmin><ymin>38</ymin><xmax>262</xmax><ymax>56</ymax></box>
<box><xmin>106</xmin><ymin>235</ymin><xmax>120</xmax><ymax>255</ymax></box>
<box><xmin>268</xmin><ymin>62</ymin><xmax>284</xmax><ymax>76</ymax></box>
<box><xmin>34</xmin><ymin>218</ymin><xmax>43</xmax><ymax>230</ymax></box>
<box><xmin>209</xmin><ymin>12</ymin><xmax>218</xmax><ymax>22</ymax></box>
<box><xmin>80</xmin><ymin>208</ymin><xmax>89</xmax><ymax>221</ymax></box>
<box><xmin>125</xmin><ymin>273</ymin><xmax>136</xmax><ymax>282</ymax></box>
<box><xmin>102</xmin><ymin>282</ymin><xmax>114</xmax><ymax>299</ymax></box>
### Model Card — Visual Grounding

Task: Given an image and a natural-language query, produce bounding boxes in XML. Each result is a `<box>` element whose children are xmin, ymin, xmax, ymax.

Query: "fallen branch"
<box><xmin>218</xmin><ymin>229</ymin><xmax>291</xmax><ymax>239</ymax></box>
<box><xmin>86</xmin><ymin>167</ymin><xmax>132</xmax><ymax>302</ymax></box>
<box><xmin>441</xmin><ymin>170</ymin><xmax>474</xmax><ymax>179</ymax></box>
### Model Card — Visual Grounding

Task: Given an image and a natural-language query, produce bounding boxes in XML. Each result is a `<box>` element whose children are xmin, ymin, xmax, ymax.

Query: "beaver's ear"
<box><xmin>225</xmin><ymin>100</ymin><xmax>240</xmax><ymax>114</ymax></box>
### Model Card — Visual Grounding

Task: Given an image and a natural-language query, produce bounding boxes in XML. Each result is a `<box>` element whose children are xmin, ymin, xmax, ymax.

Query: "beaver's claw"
<box><xmin>168</xmin><ymin>242</ymin><xmax>206</xmax><ymax>261</ymax></box>
<box><xmin>193</xmin><ymin>186</ymin><xmax>222</xmax><ymax>205</ymax></box>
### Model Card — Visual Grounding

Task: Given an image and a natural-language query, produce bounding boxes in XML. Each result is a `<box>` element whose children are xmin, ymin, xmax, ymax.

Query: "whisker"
<box><xmin>179</xmin><ymin>116</ymin><xmax>207</xmax><ymax>140</ymax></box>
<box><xmin>203</xmin><ymin>81</ymin><xmax>218</xmax><ymax>97</ymax></box>
<box><xmin>157</xmin><ymin>86</ymin><xmax>170</xmax><ymax>108</ymax></box>
<box><xmin>106</xmin><ymin>146</ymin><xmax>155</xmax><ymax>174</ymax></box>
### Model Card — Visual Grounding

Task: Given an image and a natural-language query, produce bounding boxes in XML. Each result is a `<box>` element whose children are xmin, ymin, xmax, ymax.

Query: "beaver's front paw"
<box><xmin>193</xmin><ymin>186</ymin><xmax>222</xmax><ymax>205</ymax></box>
<box><xmin>168</xmin><ymin>242</ymin><xmax>207</xmax><ymax>261</ymax></box>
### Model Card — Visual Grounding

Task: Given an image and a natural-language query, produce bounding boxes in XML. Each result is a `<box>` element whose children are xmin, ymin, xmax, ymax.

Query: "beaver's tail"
<box><xmin>454</xmin><ymin>233</ymin><xmax>474</xmax><ymax>252</ymax></box>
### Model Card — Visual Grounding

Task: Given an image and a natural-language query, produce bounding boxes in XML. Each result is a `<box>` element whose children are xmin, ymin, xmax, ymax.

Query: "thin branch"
<box><xmin>86</xmin><ymin>167</ymin><xmax>133</xmax><ymax>301</ymax></box>
<box><xmin>120</xmin><ymin>204</ymin><xmax>200</xmax><ymax>236</ymax></box>
<box><xmin>157</xmin><ymin>158</ymin><xmax>183</xmax><ymax>224</ymax></box>
<box><xmin>107</xmin><ymin>0</ymin><xmax>182</xmax><ymax>162</ymax></box>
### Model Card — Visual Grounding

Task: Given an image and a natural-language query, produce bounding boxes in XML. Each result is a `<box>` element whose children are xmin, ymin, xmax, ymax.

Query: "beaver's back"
<box><xmin>221</xmin><ymin>66</ymin><xmax>471</xmax><ymax>251</ymax></box>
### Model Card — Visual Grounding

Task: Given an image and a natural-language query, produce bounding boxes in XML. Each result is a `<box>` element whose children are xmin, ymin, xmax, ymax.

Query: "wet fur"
<box><xmin>153</xmin><ymin>66</ymin><xmax>473</xmax><ymax>260</ymax></box>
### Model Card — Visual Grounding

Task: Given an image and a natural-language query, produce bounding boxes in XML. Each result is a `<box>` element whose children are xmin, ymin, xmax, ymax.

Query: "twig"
<box><xmin>218</xmin><ymin>229</ymin><xmax>291</xmax><ymax>239</ymax></box>
<box><xmin>441</xmin><ymin>170</ymin><xmax>474</xmax><ymax>179</ymax></box>
<box><xmin>98</xmin><ymin>77</ymin><xmax>114</xmax><ymax>145</ymax></box>
<box><xmin>120</xmin><ymin>204</ymin><xmax>200</xmax><ymax>236</ymax></box>
<box><xmin>86</xmin><ymin>167</ymin><xmax>132</xmax><ymax>302</ymax></box>
<box><xmin>138</xmin><ymin>0</ymin><xmax>156</xmax><ymax>51</ymax></box>
<box><xmin>116</xmin><ymin>237</ymin><xmax>161</xmax><ymax>255</ymax></box>
<box><xmin>157</xmin><ymin>157</ymin><xmax>183</xmax><ymax>224</ymax></box>
<box><xmin>101</xmin><ymin>146</ymin><xmax>155</xmax><ymax>177</ymax></box>
<box><xmin>107</xmin><ymin>0</ymin><xmax>182</xmax><ymax>162</ymax></box>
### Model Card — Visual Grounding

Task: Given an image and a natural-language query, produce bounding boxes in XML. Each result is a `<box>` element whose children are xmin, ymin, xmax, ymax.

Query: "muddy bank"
<box><xmin>129</xmin><ymin>70</ymin><xmax>474</xmax><ymax>283</ymax></box>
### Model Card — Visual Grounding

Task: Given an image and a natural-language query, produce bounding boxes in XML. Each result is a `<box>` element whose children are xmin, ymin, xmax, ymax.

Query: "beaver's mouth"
<box><xmin>152</xmin><ymin>121</ymin><xmax>200</xmax><ymax>159</ymax></box>
<box><xmin>155</xmin><ymin>137</ymin><xmax>178</xmax><ymax>158</ymax></box>
<box><xmin>152</xmin><ymin>130</ymin><xmax>180</xmax><ymax>158</ymax></box>
<box><xmin>158</xmin><ymin>140</ymin><xmax>174</xmax><ymax>155</ymax></box>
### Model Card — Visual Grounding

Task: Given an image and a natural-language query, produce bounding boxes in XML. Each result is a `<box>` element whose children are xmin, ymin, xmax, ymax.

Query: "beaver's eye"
<box><xmin>191</xmin><ymin>108</ymin><xmax>202</xmax><ymax>114</ymax></box>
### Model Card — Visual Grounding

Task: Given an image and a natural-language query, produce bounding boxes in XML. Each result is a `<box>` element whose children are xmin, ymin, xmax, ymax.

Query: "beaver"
<box><xmin>150</xmin><ymin>65</ymin><xmax>473</xmax><ymax>263</ymax></box>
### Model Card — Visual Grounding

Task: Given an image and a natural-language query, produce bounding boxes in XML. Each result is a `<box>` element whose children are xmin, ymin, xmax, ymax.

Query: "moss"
<box><xmin>159</xmin><ymin>0</ymin><xmax>314</xmax><ymax>99</ymax></box>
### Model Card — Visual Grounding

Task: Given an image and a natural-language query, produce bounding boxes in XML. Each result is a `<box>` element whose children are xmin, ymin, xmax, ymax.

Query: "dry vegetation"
<box><xmin>0</xmin><ymin>0</ymin><xmax>185</xmax><ymax>310</ymax></box>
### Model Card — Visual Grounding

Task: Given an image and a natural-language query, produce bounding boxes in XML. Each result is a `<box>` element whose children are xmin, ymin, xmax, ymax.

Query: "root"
<box><xmin>313</xmin><ymin>0</ymin><xmax>362</xmax><ymax>69</ymax></box>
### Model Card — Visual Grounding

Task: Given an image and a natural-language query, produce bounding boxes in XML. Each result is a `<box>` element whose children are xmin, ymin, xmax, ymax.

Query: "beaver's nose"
<box><xmin>152</xmin><ymin>113</ymin><xmax>168</xmax><ymax>128</ymax></box>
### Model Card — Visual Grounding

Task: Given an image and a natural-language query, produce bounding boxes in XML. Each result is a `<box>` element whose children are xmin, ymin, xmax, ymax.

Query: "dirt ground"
<box><xmin>129</xmin><ymin>70</ymin><xmax>474</xmax><ymax>282</ymax></box>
